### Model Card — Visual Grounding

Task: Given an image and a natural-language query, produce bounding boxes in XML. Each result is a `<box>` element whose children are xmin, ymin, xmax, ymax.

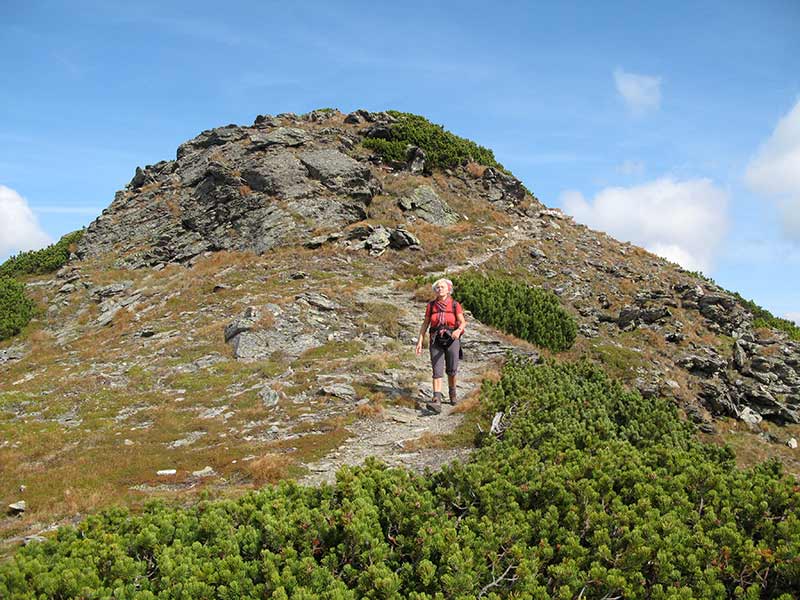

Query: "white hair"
<box><xmin>431</xmin><ymin>278</ymin><xmax>453</xmax><ymax>293</ymax></box>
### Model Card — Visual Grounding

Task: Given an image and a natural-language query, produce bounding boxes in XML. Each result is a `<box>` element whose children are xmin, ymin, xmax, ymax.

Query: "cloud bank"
<box><xmin>0</xmin><ymin>185</ymin><xmax>52</xmax><ymax>257</ymax></box>
<box><xmin>786</xmin><ymin>312</ymin><xmax>800</xmax><ymax>326</ymax></box>
<box><xmin>614</xmin><ymin>68</ymin><xmax>662</xmax><ymax>116</ymax></box>
<box><xmin>746</xmin><ymin>100</ymin><xmax>800</xmax><ymax>241</ymax></box>
<box><xmin>561</xmin><ymin>177</ymin><xmax>729</xmax><ymax>273</ymax></box>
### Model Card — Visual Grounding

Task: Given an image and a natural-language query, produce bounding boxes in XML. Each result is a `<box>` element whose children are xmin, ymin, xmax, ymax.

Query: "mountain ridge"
<box><xmin>1</xmin><ymin>107</ymin><xmax>799</xmax><ymax>552</ymax></box>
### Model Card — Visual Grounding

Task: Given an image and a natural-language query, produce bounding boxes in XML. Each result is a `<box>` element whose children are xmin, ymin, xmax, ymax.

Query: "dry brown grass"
<box><xmin>451</xmin><ymin>392</ymin><xmax>481</xmax><ymax>414</ymax></box>
<box><xmin>88</xmin><ymin>307</ymin><xmax>136</xmax><ymax>345</ymax></box>
<box><xmin>354</xmin><ymin>399</ymin><xmax>385</xmax><ymax>418</ymax></box>
<box><xmin>255</xmin><ymin>312</ymin><xmax>275</xmax><ymax>329</ymax></box>
<box><xmin>412</xmin><ymin>285</ymin><xmax>436</xmax><ymax>304</ymax></box>
<box><xmin>26</xmin><ymin>327</ymin><xmax>54</xmax><ymax>349</ymax></box>
<box><xmin>756</xmin><ymin>343</ymin><xmax>783</xmax><ymax>357</ymax></box>
<box><xmin>239</xmin><ymin>184</ymin><xmax>253</xmax><ymax>197</ymax></box>
<box><xmin>367</xmin><ymin>194</ymin><xmax>405</xmax><ymax>222</ymax></box>
<box><xmin>465</xmin><ymin>162</ymin><xmax>487</xmax><ymax>178</ymax></box>
<box><xmin>700</xmin><ymin>419</ymin><xmax>800</xmax><ymax>479</ymax></box>
<box><xmin>402</xmin><ymin>432</ymin><xmax>449</xmax><ymax>451</ymax></box>
<box><xmin>162</xmin><ymin>196</ymin><xmax>182</xmax><ymax>218</ymax></box>
<box><xmin>244</xmin><ymin>453</ymin><xmax>292</xmax><ymax>485</ymax></box>
<box><xmin>190</xmin><ymin>250</ymin><xmax>258</xmax><ymax>278</ymax></box>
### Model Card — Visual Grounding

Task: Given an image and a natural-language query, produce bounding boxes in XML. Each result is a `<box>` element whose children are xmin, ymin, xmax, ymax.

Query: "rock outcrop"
<box><xmin>78</xmin><ymin>115</ymin><xmax>388</xmax><ymax>268</ymax></box>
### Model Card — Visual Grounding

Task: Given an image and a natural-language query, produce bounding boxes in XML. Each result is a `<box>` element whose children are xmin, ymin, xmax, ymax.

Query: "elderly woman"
<box><xmin>415</xmin><ymin>277</ymin><xmax>466</xmax><ymax>414</ymax></box>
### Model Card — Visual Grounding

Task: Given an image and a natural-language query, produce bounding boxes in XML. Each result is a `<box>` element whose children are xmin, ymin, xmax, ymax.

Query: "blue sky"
<box><xmin>2</xmin><ymin>0</ymin><xmax>799</xmax><ymax>321</ymax></box>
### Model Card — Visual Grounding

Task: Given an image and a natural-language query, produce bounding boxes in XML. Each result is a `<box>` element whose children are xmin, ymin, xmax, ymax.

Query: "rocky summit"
<box><xmin>1</xmin><ymin>108</ymin><xmax>799</xmax><ymax>548</ymax></box>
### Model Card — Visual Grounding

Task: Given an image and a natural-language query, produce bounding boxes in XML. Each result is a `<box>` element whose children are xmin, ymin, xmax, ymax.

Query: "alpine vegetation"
<box><xmin>2</xmin><ymin>358</ymin><xmax>798</xmax><ymax>599</ymax></box>
<box><xmin>361</xmin><ymin>111</ymin><xmax>503</xmax><ymax>171</ymax></box>
<box><xmin>452</xmin><ymin>273</ymin><xmax>578</xmax><ymax>352</ymax></box>
<box><xmin>0</xmin><ymin>230</ymin><xmax>83</xmax><ymax>339</ymax></box>
<box><xmin>0</xmin><ymin>277</ymin><xmax>34</xmax><ymax>340</ymax></box>
<box><xmin>0</xmin><ymin>230</ymin><xmax>83</xmax><ymax>279</ymax></box>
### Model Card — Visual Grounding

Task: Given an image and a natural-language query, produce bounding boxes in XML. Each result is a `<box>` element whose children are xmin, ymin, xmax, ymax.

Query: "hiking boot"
<box><xmin>425</xmin><ymin>392</ymin><xmax>443</xmax><ymax>415</ymax></box>
<box><xmin>447</xmin><ymin>389</ymin><xmax>457</xmax><ymax>405</ymax></box>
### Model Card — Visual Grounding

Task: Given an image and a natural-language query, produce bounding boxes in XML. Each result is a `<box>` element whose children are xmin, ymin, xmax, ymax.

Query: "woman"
<box><xmin>415</xmin><ymin>278</ymin><xmax>466</xmax><ymax>414</ymax></box>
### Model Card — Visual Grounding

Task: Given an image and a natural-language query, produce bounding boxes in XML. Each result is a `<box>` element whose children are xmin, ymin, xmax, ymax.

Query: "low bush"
<box><xmin>362</xmin><ymin>111</ymin><xmax>503</xmax><ymax>171</ymax></box>
<box><xmin>0</xmin><ymin>277</ymin><xmax>34</xmax><ymax>340</ymax></box>
<box><xmin>732</xmin><ymin>292</ymin><xmax>800</xmax><ymax>341</ymax></box>
<box><xmin>0</xmin><ymin>230</ymin><xmax>83</xmax><ymax>279</ymax></box>
<box><xmin>452</xmin><ymin>272</ymin><xmax>578</xmax><ymax>351</ymax></box>
<box><xmin>0</xmin><ymin>230</ymin><xmax>81</xmax><ymax>340</ymax></box>
<box><xmin>3</xmin><ymin>357</ymin><xmax>798</xmax><ymax>598</ymax></box>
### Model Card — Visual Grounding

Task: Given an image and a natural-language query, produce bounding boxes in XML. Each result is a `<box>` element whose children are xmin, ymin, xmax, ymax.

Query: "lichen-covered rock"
<box><xmin>78</xmin><ymin>127</ymin><xmax>381</xmax><ymax>267</ymax></box>
<box><xmin>398</xmin><ymin>185</ymin><xmax>459</xmax><ymax>225</ymax></box>
<box><xmin>299</xmin><ymin>149</ymin><xmax>381</xmax><ymax>200</ymax></box>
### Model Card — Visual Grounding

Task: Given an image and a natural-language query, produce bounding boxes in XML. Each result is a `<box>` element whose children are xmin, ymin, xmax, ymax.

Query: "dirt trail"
<box><xmin>298</xmin><ymin>241</ymin><xmax>535</xmax><ymax>485</ymax></box>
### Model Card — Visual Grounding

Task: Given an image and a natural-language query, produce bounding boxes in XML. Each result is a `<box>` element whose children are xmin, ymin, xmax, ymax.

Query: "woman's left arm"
<box><xmin>453</xmin><ymin>309</ymin><xmax>466</xmax><ymax>339</ymax></box>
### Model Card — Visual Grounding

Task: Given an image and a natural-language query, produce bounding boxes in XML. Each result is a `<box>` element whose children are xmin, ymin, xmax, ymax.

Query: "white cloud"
<box><xmin>614</xmin><ymin>68</ymin><xmax>662</xmax><ymax>116</ymax></box>
<box><xmin>785</xmin><ymin>312</ymin><xmax>800</xmax><ymax>326</ymax></box>
<box><xmin>746</xmin><ymin>100</ymin><xmax>800</xmax><ymax>241</ymax></box>
<box><xmin>560</xmin><ymin>177</ymin><xmax>729</xmax><ymax>272</ymax></box>
<box><xmin>0</xmin><ymin>185</ymin><xmax>52</xmax><ymax>257</ymax></box>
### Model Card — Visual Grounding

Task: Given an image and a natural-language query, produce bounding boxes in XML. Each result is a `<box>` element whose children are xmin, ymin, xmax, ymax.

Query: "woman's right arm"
<box><xmin>415</xmin><ymin>313</ymin><xmax>430</xmax><ymax>355</ymax></box>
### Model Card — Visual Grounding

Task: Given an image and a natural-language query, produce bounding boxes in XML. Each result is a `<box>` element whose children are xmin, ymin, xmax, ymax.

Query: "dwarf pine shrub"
<box><xmin>452</xmin><ymin>272</ymin><xmax>578</xmax><ymax>351</ymax></box>
<box><xmin>362</xmin><ymin>111</ymin><xmax>503</xmax><ymax>171</ymax></box>
<box><xmin>3</xmin><ymin>357</ymin><xmax>798</xmax><ymax>598</ymax></box>
<box><xmin>0</xmin><ymin>230</ymin><xmax>83</xmax><ymax>279</ymax></box>
<box><xmin>0</xmin><ymin>277</ymin><xmax>34</xmax><ymax>340</ymax></box>
<box><xmin>0</xmin><ymin>230</ymin><xmax>81</xmax><ymax>340</ymax></box>
<box><xmin>732</xmin><ymin>292</ymin><xmax>800</xmax><ymax>341</ymax></box>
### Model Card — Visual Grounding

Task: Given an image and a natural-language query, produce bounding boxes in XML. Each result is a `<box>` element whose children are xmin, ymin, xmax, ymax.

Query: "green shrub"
<box><xmin>452</xmin><ymin>272</ymin><xmax>578</xmax><ymax>351</ymax></box>
<box><xmin>732</xmin><ymin>292</ymin><xmax>800</xmax><ymax>341</ymax></box>
<box><xmin>0</xmin><ymin>230</ymin><xmax>83</xmax><ymax>279</ymax></box>
<box><xmin>362</xmin><ymin>111</ymin><xmax>503</xmax><ymax>171</ymax></box>
<box><xmin>3</xmin><ymin>357</ymin><xmax>799</xmax><ymax>598</ymax></box>
<box><xmin>0</xmin><ymin>277</ymin><xmax>34</xmax><ymax>340</ymax></box>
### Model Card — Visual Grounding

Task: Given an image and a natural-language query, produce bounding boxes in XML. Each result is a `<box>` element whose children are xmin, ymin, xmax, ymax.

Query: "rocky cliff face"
<box><xmin>2</xmin><ymin>108</ymin><xmax>798</xmax><ymax>547</ymax></box>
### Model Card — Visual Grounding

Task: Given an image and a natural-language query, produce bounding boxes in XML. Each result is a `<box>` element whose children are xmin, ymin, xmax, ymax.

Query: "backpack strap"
<box><xmin>429</xmin><ymin>298</ymin><xmax>459</xmax><ymax>331</ymax></box>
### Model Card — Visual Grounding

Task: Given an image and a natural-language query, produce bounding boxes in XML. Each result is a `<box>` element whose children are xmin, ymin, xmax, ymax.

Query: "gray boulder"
<box><xmin>407</xmin><ymin>146</ymin><xmax>426</xmax><ymax>174</ymax></box>
<box><xmin>698</xmin><ymin>378</ymin><xmax>738</xmax><ymax>417</ymax></box>
<box><xmin>90</xmin><ymin>281</ymin><xmax>133</xmax><ymax>302</ymax></box>
<box><xmin>229</xmin><ymin>331</ymin><xmax>272</xmax><ymax>360</ymax></box>
<box><xmin>224</xmin><ymin>307</ymin><xmax>261</xmax><ymax>342</ymax></box>
<box><xmin>398</xmin><ymin>185</ymin><xmax>459</xmax><ymax>226</ymax></box>
<box><xmin>738</xmin><ymin>406</ymin><xmax>763</xmax><ymax>425</ymax></box>
<box><xmin>677</xmin><ymin>350</ymin><xmax>727</xmax><ymax>376</ymax></box>
<box><xmin>249</xmin><ymin>127</ymin><xmax>310</xmax><ymax>149</ymax></box>
<box><xmin>297</xmin><ymin>293</ymin><xmax>339</xmax><ymax>311</ymax></box>
<box><xmin>0</xmin><ymin>346</ymin><xmax>25</xmax><ymax>365</ymax></box>
<box><xmin>617</xmin><ymin>305</ymin><xmax>671</xmax><ymax>329</ymax></box>
<box><xmin>321</xmin><ymin>383</ymin><xmax>356</xmax><ymax>400</ymax></box>
<box><xmin>260</xmin><ymin>388</ymin><xmax>280</xmax><ymax>408</ymax></box>
<box><xmin>363</xmin><ymin>226</ymin><xmax>392</xmax><ymax>252</ymax></box>
<box><xmin>78</xmin><ymin>124</ymin><xmax>383</xmax><ymax>267</ymax></box>
<box><xmin>482</xmin><ymin>168</ymin><xmax>526</xmax><ymax>204</ymax></box>
<box><xmin>240</xmin><ymin>153</ymin><xmax>314</xmax><ymax>199</ymax></box>
<box><xmin>299</xmin><ymin>149</ymin><xmax>381</xmax><ymax>201</ymax></box>
<box><xmin>177</xmin><ymin>125</ymin><xmax>247</xmax><ymax>158</ymax></box>
<box><xmin>389</xmin><ymin>227</ymin><xmax>420</xmax><ymax>249</ymax></box>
